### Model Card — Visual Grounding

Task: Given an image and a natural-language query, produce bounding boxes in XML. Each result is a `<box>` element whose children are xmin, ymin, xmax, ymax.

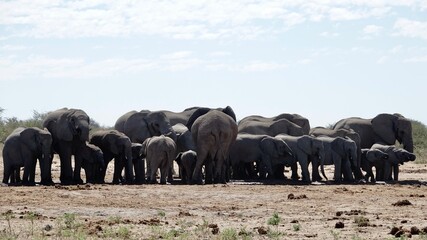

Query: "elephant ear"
<box><xmin>260</xmin><ymin>137</ymin><xmax>276</xmax><ymax>156</ymax></box>
<box><xmin>222</xmin><ymin>106</ymin><xmax>237</xmax><ymax>122</ymax></box>
<box><xmin>297</xmin><ymin>136</ymin><xmax>312</xmax><ymax>155</ymax></box>
<box><xmin>103</xmin><ymin>132</ymin><xmax>120</xmax><ymax>155</ymax></box>
<box><xmin>371</xmin><ymin>114</ymin><xmax>398</xmax><ymax>145</ymax></box>
<box><xmin>20</xmin><ymin>128</ymin><xmax>39</xmax><ymax>152</ymax></box>
<box><xmin>330</xmin><ymin>138</ymin><xmax>345</xmax><ymax>155</ymax></box>
<box><xmin>175</xmin><ymin>152</ymin><xmax>183</xmax><ymax>166</ymax></box>
<box><xmin>57</xmin><ymin>112</ymin><xmax>74</xmax><ymax>141</ymax></box>
<box><xmin>186</xmin><ymin>108</ymin><xmax>211</xmax><ymax>130</ymax></box>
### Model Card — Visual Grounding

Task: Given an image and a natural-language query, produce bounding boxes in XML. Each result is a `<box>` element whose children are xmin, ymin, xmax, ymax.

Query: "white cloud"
<box><xmin>394</xmin><ymin>18</ymin><xmax>427</xmax><ymax>40</ymax></box>
<box><xmin>0</xmin><ymin>45</ymin><xmax>29</xmax><ymax>51</ymax></box>
<box><xmin>376</xmin><ymin>56</ymin><xmax>388</xmax><ymax>64</ymax></box>
<box><xmin>320</xmin><ymin>31</ymin><xmax>340</xmax><ymax>38</ymax></box>
<box><xmin>0</xmin><ymin>1</ymin><xmax>420</xmax><ymax>40</ymax></box>
<box><xmin>404</xmin><ymin>55</ymin><xmax>427</xmax><ymax>62</ymax></box>
<box><xmin>363</xmin><ymin>25</ymin><xmax>383</xmax><ymax>35</ymax></box>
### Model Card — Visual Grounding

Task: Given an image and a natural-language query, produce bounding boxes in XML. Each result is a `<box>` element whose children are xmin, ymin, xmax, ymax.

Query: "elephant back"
<box><xmin>43</xmin><ymin>108</ymin><xmax>90</xmax><ymax>143</ymax></box>
<box><xmin>114</xmin><ymin>110</ymin><xmax>139</xmax><ymax>133</ymax></box>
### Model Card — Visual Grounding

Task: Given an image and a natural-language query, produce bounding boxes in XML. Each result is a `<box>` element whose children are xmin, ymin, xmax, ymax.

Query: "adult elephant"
<box><xmin>172</xmin><ymin>123</ymin><xmax>196</xmax><ymax>154</ymax></box>
<box><xmin>188</xmin><ymin>109</ymin><xmax>238</xmax><ymax>184</ymax></box>
<box><xmin>238</xmin><ymin>118</ymin><xmax>304</xmax><ymax>136</ymax></box>
<box><xmin>370</xmin><ymin>143</ymin><xmax>416</xmax><ymax>181</ymax></box>
<box><xmin>43</xmin><ymin>108</ymin><xmax>90</xmax><ymax>185</ymax></box>
<box><xmin>142</xmin><ymin>135</ymin><xmax>177</xmax><ymax>184</ymax></box>
<box><xmin>310</xmin><ymin>127</ymin><xmax>363</xmax><ymax>180</ymax></box>
<box><xmin>240</xmin><ymin>113</ymin><xmax>310</xmax><ymax>135</ymax></box>
<box><xmin>275</xmin><ymin>134</ymin><xmax>325</xmax><ymax>182</ymax></box>
<box><xmin>160</xmin><ymin>107</ymin><xmax>199</xmax><ymax>126</ymax></box>
<box><xmin>333</xmin><ymin>113</ymin><xmax>413</xmax><ymax>153</ymax></box>
<box><xmin>90</xmin><ymin>130</ymin><xmax>134</xmax><ymax>184</ymax></box>
<box><xmin>2</xmin><ymin>127</ymin><xmax>53</xmax><ymax>186</ymax></box>
<box><xmin>316</xmin><ymin>136</ymin><xmax>356</xmax><ymax>183</ymax></box>
<box><xmin>114</xmin><ymin>110</ymin><xmax>177</xmax><ymax>144</ymax></box>
<box><xmin>229</xmin><ymin>134</ymin><xmax>294</xmax><ymax>180</ymax></box>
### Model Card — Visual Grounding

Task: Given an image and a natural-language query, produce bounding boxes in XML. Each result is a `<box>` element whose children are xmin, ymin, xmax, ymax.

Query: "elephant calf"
<box><xmin>176</xmin><ymin>150</ymin><xmax>197</xmax><ymax>184</ymax></box>
<box><xmin>360</xmin><ymin>148</ymin><xmax>389</xmax><ymax>183</ymax></box>
<box><xmin>81</xmin><ymin>143</ymin><xmax>105</xmax><ymax>184</ymax></box>
<box><xmin>142</xmin><ymin>135</ymin><xmax>177</xmax><ymax>184</ymax></box>
<box><xmin>370</xmin><ymin>144</ymin><xmax>416</xmax><ymax>181</ymax></box>
<box><xmin>2</xmin><ymin>127</ymin><xmax>53</xmax><ymax>186</ymax></box>
<box><xmin>131</xmin><ymin>143</ymin><xmax>146</xmax><ymax>184</ymax></box>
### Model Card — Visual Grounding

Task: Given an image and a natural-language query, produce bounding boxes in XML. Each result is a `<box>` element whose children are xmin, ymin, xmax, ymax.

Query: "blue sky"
<box><xmin>1</xmin><ymin>1</ymin><xmax>426</xmax><ymax>127</ymax></box>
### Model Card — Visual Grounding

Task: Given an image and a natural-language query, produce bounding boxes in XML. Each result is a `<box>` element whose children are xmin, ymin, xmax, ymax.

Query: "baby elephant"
<box><xmin>142</xmin><ymin>135</ymin><xmax>177</xmax><ymax>184</ymax></box>
<box><xmin>2</xmin><ymin>127</ymin><xmax>53</xmax><ymax>186</ymax></box>
<box><xmin>131</xmin><ymin>143</ymin><xmax>145</xmax><ymax>184</ymax></box>
<box><xmin>360</xmin><ymin>148</ymin><xmax>389</xmax><ymax>183</ymax></box>
<box><xmin>176</xmin><ymin>150</ymin><xmax>197</xmax><ymax>184</ymax></box>
<box><xmin>370</xmin><ymin>144</ymin><xmax>416</xmax><ymax>181</ymax></box>
<box><xmin>81</xmin><ymin>143</ymin><xmax>105</xmax><ymax>184</ymax></box>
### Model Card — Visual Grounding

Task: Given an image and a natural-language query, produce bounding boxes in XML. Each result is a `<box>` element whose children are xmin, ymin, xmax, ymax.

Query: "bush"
<box><xmin>411</xmin><ymin>119</ymin><xmax>427</xmax><ymax>163</ymax></box>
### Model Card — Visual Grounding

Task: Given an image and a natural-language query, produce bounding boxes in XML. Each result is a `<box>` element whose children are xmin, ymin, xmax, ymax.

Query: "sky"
<box><xmin>0</xmin><ymin>0</ymin><xmax>426</xmax><ymax>127</ymax></box>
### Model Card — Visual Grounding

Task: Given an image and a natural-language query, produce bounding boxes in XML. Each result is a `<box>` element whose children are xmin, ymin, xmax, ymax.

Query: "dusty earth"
<box><xmin>0</xmin><ymin>156</ymin><xmax>426</xmax><ymax>239</ymax></box>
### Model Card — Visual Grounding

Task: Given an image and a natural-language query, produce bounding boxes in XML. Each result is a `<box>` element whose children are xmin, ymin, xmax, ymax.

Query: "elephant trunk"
<box><xmin>402</xmin><ymin>136</ymin><xmax>414</xmax><ymax>153</ymax></box>
<box><xmin>40</xmin><ymin>150</ymin><xmax>53</xmax><ymax>185</ymax></box>
<box><xmin>164</xmin><ymin>130</ymin><xmax>177</xmax><ymax>142</ymax></box>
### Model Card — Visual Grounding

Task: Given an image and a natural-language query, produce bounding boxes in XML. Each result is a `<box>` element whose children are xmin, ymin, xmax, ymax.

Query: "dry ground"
<box><xmin>0</xmin><ymin>156</ymin><xmax>426</xmax><ymax>239</ymax></box>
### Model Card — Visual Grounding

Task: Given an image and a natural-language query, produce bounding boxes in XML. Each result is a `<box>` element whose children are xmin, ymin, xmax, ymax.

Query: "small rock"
<box><xmin>410</xmin><ymin>226</ymin><xmax>420</xmax><ymax>235</ymax></box>
<box><xmin>336</xmin><ymin>211</ymin><xmax>343</xmax><ymax>217</ymax></box>
<box><xmin>288</xmin><ymin>193</ymin><xmax>295</xmax><ymax>199</ymax></box>
<box><xmin>258</xmin><ymin>226</ymin><xmax>268</xmax><ymax>235</ymax></box>
<box><xmin>335</xmin><ymin>222</ymin><xmax>345</xmax><ymax>229</ymax></box>
<box><xmin>422</xmin><ymin>226</ymin><xmax>427</xmax><ymax>234</ymax></box>
<box><xmin>290</xmin><ymin>220</ymin><xmax>299</xmax><ymax>223</ymax></box>
<box><xmin>401</xmin><ymin>220</ymin><xmax>408</xmax><ymax>223</ymax></box>
<box><xmin>392</xmin><ymin>200</ymin><xmax>412</xmax><ymax>206</ymax></box>
<box><xmin>395</xmin><ymin>230</ymin><xmax>405</xmax><ymax>237</ymax></box>
<box><xmin>44</xmin><ymin>224</ymin><xmax>53</xmax><ymax>232</ymax></box>
<box><xmin>390</xmin><ymin>226</ymin><xmax>400</xmax><ymax>235</ymax></box>
<box><xmin>211</xmin><ymin>227</ymin><xmax>219</xmax><ymax>235</ymax></box>
<box><xmin>304</xmin><ymin>233</ymin><xmax>318</xmax><ymax>238</ymax></box>
<box><xmin>208</xmin><ymin>223</ymin><xmax>218</xmax><ymax>229</ymax></box>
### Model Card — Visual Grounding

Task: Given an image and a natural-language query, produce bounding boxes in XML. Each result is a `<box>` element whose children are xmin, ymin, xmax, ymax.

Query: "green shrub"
<box><xmin>411</xmin><ymin>119</ymin><xmax>427</xmax><ymax>163</ymax></box>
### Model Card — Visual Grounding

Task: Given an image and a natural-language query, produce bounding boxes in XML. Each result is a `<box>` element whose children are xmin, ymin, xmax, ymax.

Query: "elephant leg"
<box><xmin>299</xmin><ymin>156</ymin><xmax>311</xmax><ymax>183</ymax></box>
<box><xmin>2</xmin><ymin>165</ymin><xmax>11</xmax><ymax>184</ymax></box>
<box><xmin>290</xmin><ymin>162</ymin><xmax>299</xmax><ymax>181</ymax></box>
<box><xmin>133</xmin><ymin>159</ymin><xmax>145</xmax><ymax>184</ymax></box>
<box><xmin>192</xmin><ymin>151</ymin><xmax>207</xmax><ymax>185</ymax></box>
<box><xmin>73</xmin><ymin>152</ymin><xmax>84</xmax><ymax>185</ymax></box>
<box><xmin>393</xmin><ymin>164</ymin><xmax>399</xmax><ymax>181</ymax></box>
<box><xmin>205</xmin><ymin>159</ymin><xmax>214</xmax><ymax>184</ymax></box>
<box><xmin>342</xmin><ymin>160</ymin><xmax>354</xmax><ymax>182</ymax></box>
<box><xmin>310</xmin><ymin>156</ymin><xmax>321</xmax><ymax>182</ymax></box>
<box><xmin>58</xmin><ymin>145</ymin><xmax>73</xmax><ymax>185</ymax></box>
<box><xmin>160</xmin><ymin>164</ymin><xmax>169</xmax><ymax>184</ymax></box>
<box><xmin>113</xmin><ymin>157</ymin><xmax>123</xmax><ymax>184</ymax></box>
<box><xmin>124</xmin><ymin>158</ymin><xmax>134</xmax><ymax>184</ymax></box>
<box><xmin>383</xmin><ymin>162</ymin><xmax>392</xmax><ymax>182</ymax></box>
<box><xmin>149</xmin><ymin>163</ymin><xmax>159</xmax><ymax>184</ymax></box>
<box><xmin>332</xmin><ymin>155</ymin><xmax>342</xmax><ymax>183</ymax></box>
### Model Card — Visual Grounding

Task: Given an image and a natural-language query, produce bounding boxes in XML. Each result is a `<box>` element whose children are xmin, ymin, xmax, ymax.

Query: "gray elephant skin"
<box><xmin>142</xmin><ymin>135</ymin><xmax>177</xmax><ymax>184</ymax></box>
<box><xmin>176</xmin><ymin>150</ymin><xmax>197</xmax><ymax>184</ymax></box>
<box><xmin>238</xmin><ymin>118</ymin><xmax>304</xmax><ymax>136</ymax></box>
<box><xmin>275</xmin><ymin>134</ymin><xmax>324</xmax><ymax>182</ymax></box>
<box><xmin>370</xmin><ymin>143</ymin><xmax>416</xmax><ymax>181</ymax></box>
<box><xmin>360</xmin><ymin>148</ymin><xmax>389</xmax><ymax>183</ymax></box>
<box><xmin>114</xmin><ymin>110</ymin><xmax>177</xmax><ymax>144</ymax></box>
<box><xmin>310</xmin><ymin>127</ymin><xmax>363</xmax><ymax>180</ymax></box>
<box><xmin>229</xmin><ymin>134</ymin><xmax>293</xmax><ymax>180</ymax></box>
<box><xmin>315</xmin><ymin>136</ymin><xmax>356</xmax><ymax>183</ymax></box>
<box><xmin>43</xmin><ymin>108</ymin><xmax>90</xmax><ymax>185</ymax></box>
<box><xmin>80</xmin><ymin>143</ymin><xmax>105</xmax><ymax>184</ymax></box>
<box><xmin>333</xmin><ymin>113</ymin><xmax>413</xmax><ymax>153</ymax></box>
<box><xmin>172</xmin><ymin>123</ymin><xmax>196</xmax><ymax>154</ymax></box>
<box><xmin>239</xmin><ymin>113</ymin><xmax>310</xmax><ymax>135</ymax></box>
<box><xmin>131</xmin><ymin>143</ymin><xmax>145</xmax><ymax>184</ymax></box>
<box><xmin>188</xmin><ymin>109</ymin><xmax>238</xmax><ymax>184</ymax></box>
<box><xmin>90</xmin><ymin>130</ymin><xmax>134</xmax><ymax>184</ymax></box>
<box><xmin>2</xmin><ymin>127</ymin><xmax>53</xmax><ymax>186</ymax></box>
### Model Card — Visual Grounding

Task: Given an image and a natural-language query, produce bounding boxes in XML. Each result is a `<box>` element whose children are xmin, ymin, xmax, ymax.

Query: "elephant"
<box><xmin>131</xmin><ymin>143</ymin><xmax>145</xmax><ymax>184</ymax></box>
<box><xmin>188</xmin><ymin>109</ymin><xmax>238</xmax><ymax>184</ymax></box>
<box><xmin>175</xmin><ymin>150</ymin><xmax>197</xmax><ymax>184</ymax></box>
<box><xmin>333</xmin><ymin>113</ymin><xmax>413</xmax><ymax>153</ymax></box>
<box><xmin>315</xmin><ymin>136</ymin><xmax>356</xmax><ymax>183</ymax></box>
<box><xmin>275</xmin><ymin>134</ymin><xmax>325</xmax><ymax>182</ymax></box>
<box><xmin>172</xmin><ymin>123</ymin><xmax>196</xmax><ymax>154</ymax></box>
<box><xmin>238</xmin><ymin>118</ymin><xmax>305</xmax><ymax>136</ymax></box>
<box><xmin>239</xmin><ymin>113</ymin><xmax>311</xmax><ymax>135</ymax></box>
<box><xmin>309</xmin><ymin>127</ymin><xmax>363</xmax><ymax>180</ymax></box>
<box><xmin>370</xmin><ymin>143</ymin><xmax>416</xmax><ymax>181</ymax></box>
<box><xmin>89</xmin><ymin>130</ymin><xmax>134</xmax><ymax>184</ymax></box>
<box><xmin>2</xmin><ymin>127</ymin><xmax>53</xmax><ymax>186</ymax></box>
<box><xmin>161</xmin><ymin>106</ymin><xmax>237</xmax><ymax>127</ymax></box>
<box><xmin>229</xmin><ymin>134</ymin><xmax>294</xmax><ymax>180</ymax></box>
<box><xmin>186</xmin><ymin>106</ymin><xmax>237</xmax><ymax>130</ymax></box>
<box><xmin>43</xmin><ymin>108</ymin><xmax>90</xmax><ymax>185</ymax></box>
<box><xmin>142</xmin><ymin>135</ymin><xmax>177</xmax><ymax>184</ymax></box>
<box><xmin>80</xmin><ymin>143</ymin><xmax>105</xmax><ymax>184</ymax></box>
<box><xmin>114</xmin><ymin>110</ymin><xmax>177</xmax><ymax>144</ymax></box>
<box><xmin>360</xmin><ymin>148</ymin><xmax>389</xmax><ymax>183</ymax></box>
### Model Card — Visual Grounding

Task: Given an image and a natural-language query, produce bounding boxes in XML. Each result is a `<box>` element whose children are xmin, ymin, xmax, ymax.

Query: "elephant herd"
<box><xmin>1</xmin><ymin>107</ymin><xmax>416</xmax><ymax>186</ymax></box>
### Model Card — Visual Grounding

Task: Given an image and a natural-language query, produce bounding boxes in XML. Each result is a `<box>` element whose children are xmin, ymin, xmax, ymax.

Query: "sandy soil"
<box><xmin>0</xmin><ymin>156</ymin><xmax>426</xmax><ymax>239</ymax></box>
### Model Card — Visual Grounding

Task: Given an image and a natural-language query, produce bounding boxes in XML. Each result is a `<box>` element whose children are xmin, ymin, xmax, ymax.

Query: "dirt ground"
<box><xmin>0</xmin><ymin>156</ymin><xmax>426</xmax><ymax>239</ymax></box>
